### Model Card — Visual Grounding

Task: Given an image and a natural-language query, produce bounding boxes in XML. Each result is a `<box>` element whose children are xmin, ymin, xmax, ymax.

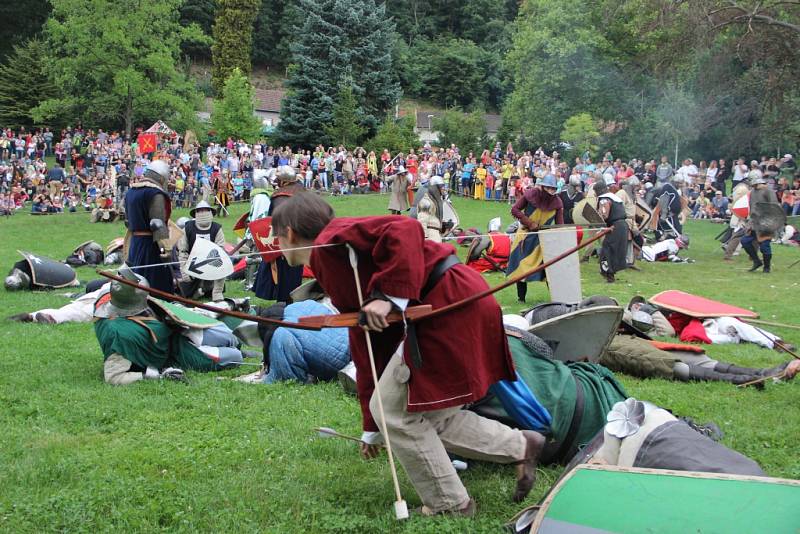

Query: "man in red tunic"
<box><xmin>272</xmin><ymin>193</ymin><xmax>545</xmax><ymax>516</ymax></box>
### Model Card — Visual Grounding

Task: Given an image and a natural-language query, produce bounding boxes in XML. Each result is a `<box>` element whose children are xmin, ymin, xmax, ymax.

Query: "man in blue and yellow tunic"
<box><xmin>507</xmin><ymin>174</ymin><xmax>564</xmax><ymax>302</ymax></box>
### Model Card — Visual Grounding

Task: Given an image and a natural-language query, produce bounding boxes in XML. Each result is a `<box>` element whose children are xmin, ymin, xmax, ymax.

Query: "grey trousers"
<box><xmin>369</xmin><ymin>350</ymin><xmax>527</xmax><ymax>512</ymax></box>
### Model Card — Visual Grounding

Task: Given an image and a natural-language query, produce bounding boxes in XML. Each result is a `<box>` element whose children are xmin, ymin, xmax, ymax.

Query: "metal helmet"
<box><xmin>487</xmin><ymin>217</ymin><xmax>502</xmax><ymax>233</ymax></box>
<box><xmin>538</xmin><ymin>174</ymin><xmax>558</xmax><ymax>189</ymax></box>
<box><xmin>676</xmin><ymin>234</ymin><xmax>690</xmax><ymax>249</ymax></box>
<box><xmin>189</xmin><ymin>200</ymin><xmax>217</xmax><ymax>218</ymax></box>
<box><xmin>94</xmin><ymin>264</ymin><xmax>149</xmax><ymax>318</ymax></box>
<box><xmin>143</xmin><ymin>159</ymin><xmax>170</xmax><ymax>189</ymax></box>
<box><xmin>429</xmin><ymin>175</ymin><xmax>445</xmax><ymax>187</ymax></box>
<box><xmin>253</xmin><ymin>171</ymin><xmax>270</xmax><ymax>190</ymax></box>
<box><xmin>749</xmin><ymin>176</ymin><xmax>767</xmax><ymax>186</ymax></box>
<box><xmin>630</xmin><ymin>310</ymin><xmax>655</xmax><ymax>332</ymax></box>
<box><xmin>4</xmin><ymin>268</ymin><xmax>31</xmax><ymax>291</ymax></box>
<box><xmin>275</xmin><ymin>165</ymin><xmax>297</xmax><ymax>184</ymax></box>
<box><xmin>176</xmin><ymin>216</ymin><xmax>191</xmax><ymax>230</ymax></box>
<box><xmin>569</xmin><ymin>175</ymin><xmax>582</xmax><ymax>187</ymax></box>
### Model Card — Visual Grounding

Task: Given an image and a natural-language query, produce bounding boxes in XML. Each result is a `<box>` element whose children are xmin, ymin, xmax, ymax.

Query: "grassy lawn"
<box><xmin>1</xmin><ymin>193</ymin><xmax>799</xmax><ymax>532</ymax></box>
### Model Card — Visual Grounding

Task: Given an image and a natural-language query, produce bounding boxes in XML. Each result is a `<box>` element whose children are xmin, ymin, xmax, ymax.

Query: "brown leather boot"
<box><xmin>513</xmin><ymin>430</ymin><xmax>546</xmax><ymax>503</ymax></box>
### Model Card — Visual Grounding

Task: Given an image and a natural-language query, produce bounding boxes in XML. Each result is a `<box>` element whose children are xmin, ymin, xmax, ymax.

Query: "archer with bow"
<box><xmin>268</xmin><ymin>192</ymin><xmax>547</xmax><ymax>517</ymax></box>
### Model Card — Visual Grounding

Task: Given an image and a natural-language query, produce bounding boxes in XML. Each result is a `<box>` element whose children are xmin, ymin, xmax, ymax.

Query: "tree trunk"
<box><xmin>124</xmin><ymin>85</ymin><xmax>133</xmax><ymax>140</ymax></box>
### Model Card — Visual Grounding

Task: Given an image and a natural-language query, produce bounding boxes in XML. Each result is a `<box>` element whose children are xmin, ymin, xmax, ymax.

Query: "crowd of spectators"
<box><xmin>0</xmin><ymin>125</ymin><xmax>797</xmax><ymax>221</ymax></box>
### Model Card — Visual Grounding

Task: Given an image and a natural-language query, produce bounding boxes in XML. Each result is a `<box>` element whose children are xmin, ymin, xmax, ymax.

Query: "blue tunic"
<box><xmin>124</xmin><ymin>187</ymin><xmax>173</xmax><ymax>292</ymax></box>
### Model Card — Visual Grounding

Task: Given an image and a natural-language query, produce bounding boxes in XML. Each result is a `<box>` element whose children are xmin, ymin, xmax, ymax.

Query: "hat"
<box><xmin>189</xmin><ymin>200</ymin><xmax>217</xmax><ymax>217</ymax></box>
<box><xmin>429</xmin><ymin>175</ymin><xmax>444</xmax><ymax>187</ymax></box>
<box><xmin>604</xmin><ymin>175</ymin><xmax>616</xmax><ymax>186</ymax></box>
<box><xmin>784</xmin><ymin>154</ymin><xmax>793</xmax><ymax>159</ymax></box>
<box><xmin>538</xmin><ymin>174</ymin><xmax>557</xmax><ymax>188</ymax></box>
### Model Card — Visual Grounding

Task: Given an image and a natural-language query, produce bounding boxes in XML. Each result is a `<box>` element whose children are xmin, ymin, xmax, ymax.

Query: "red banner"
<box><xmin>137</xmin><ymin>133</ymin><xmax>157</xmax><ymax>155</ymax></box>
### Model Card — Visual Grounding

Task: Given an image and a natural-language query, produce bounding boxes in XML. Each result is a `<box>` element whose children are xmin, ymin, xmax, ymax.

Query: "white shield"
<box><xmin>186</xmin><ymin>238</ymin><xmax>234</xmax><ymax>281</ymax></box>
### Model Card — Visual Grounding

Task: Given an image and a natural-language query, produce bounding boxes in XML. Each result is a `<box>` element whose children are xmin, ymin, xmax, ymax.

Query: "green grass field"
<box><xmin>1</xmin><ymin>194</ymin><xmax>799</xmax><ymax>532</ymax></box>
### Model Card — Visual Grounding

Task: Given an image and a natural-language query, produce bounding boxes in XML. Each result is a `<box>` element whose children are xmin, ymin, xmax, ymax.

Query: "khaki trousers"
<box><xmin>369</xmin><ymin>350</ymin><xmax>527</xmax><ymax>512</ymax></box>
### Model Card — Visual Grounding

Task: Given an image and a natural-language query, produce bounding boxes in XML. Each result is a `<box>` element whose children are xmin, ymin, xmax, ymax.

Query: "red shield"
<box><xmin>249</xmin><ymin>217</ymin><xmax>283</xmax><ymax>262</ymax></box>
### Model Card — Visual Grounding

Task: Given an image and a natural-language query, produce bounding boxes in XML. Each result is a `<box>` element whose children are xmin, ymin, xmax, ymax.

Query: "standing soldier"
<box><xmin>253</xmin><ymin>166</ymin><xmax>305</xmax><ymax>302</ymax></box>
<box><xmin>741</xmin><ymin>176</ymin><xmax>785</xmax><ymax>273</ymax></box>
<box><xmin>124</xmin><ymin>159</ymin><xmax>173</xmax><ymax>292</ymax></box>
<box><xmin>177</xmin><ymin>201</ymin><xmax>225</xmax><ymax>301</ymax></box>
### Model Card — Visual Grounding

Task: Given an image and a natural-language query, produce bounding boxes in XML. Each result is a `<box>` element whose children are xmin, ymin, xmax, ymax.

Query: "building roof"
<box><xmin>415</xmin><ymin>110</ymin><xmax>502</xmax><ymax>133</ymax></box>
<box><xmin>255</xmin><ymin>88</ymin><xmax>286</xmax><ymax>112</ymax></box>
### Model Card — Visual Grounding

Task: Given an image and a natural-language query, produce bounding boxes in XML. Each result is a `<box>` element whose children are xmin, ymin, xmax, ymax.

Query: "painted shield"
<box><xmin>148</xmin><ymin>297</ymin><xmax>222</xmax><ymax>329</ymax></box>
<box><xmin>248</xmin><ymin>217</ymin><xmax>283</xmax><ymax>262</ymax></box>
<box><xmin>526</xmin><ymin>305</ymin><xmax>622</xmax><ymax>363</ymax></box>
<box><xmin>732</xmin><ymin>193</ymin><xmax>750</xmax><ymax>219</ymax></box>
<box><xmin>17</xmin><ymin>250</ymin><xmax>78</xmax><ymax>289</ymax></box>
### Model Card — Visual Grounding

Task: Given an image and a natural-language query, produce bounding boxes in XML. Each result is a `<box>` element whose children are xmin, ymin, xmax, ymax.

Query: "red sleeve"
<box><xmin>555</xmin><ymin>207</ymin><xmax>564</xmax><ymax>225</ymax></box>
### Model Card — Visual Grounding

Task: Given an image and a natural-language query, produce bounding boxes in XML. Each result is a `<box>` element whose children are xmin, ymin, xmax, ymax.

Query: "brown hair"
<box><xmin>272</xmin><ymin>192</ymin><xmax>335</xmax><ymax>240</ymax></box>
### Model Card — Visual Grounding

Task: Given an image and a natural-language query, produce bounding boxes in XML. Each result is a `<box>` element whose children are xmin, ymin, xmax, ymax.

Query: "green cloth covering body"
<box><xmin>94</xmin><ymin>317</ymin><xmax>218</xmax><ymax>372</ymax></box>
<box><xmin>502</xmin><ymin>336</ymin><xmax>627</xmax><ymax>447</ymax></box>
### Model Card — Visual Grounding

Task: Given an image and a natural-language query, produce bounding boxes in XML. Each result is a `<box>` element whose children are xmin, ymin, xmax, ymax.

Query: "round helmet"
<box><xmin>538</xmin><ymin>174</ymin><xmax>558</xmax><ymax>189</ymax></box>
<box><xmin>569</xmin><ymin>175</ymin><xmax>582</xmax><ymax>187</ymax></box>
<box><xmin>503</xmin><ymin>314</ymin><xmax>530</xmax><ymax>331</ymax></box>
<box><xmin>487</xmin><ymin>217</ymin><xmax>502</xmax><ymax>233</ymax></box>
<box><xmin>94</xmin><ymin>265</ymin><xmax>149</xmax><ymax>318</ymax></box>
<box><xmin>630</xmin><ymin>310</ymin><xmax>655</xmax><ymax>332</ymax></box>
<box><xmin>253</xmin><ymin>171</ymin><xmax>270</xmax><ymax>190</ymax></box>
<box><xmin>625</xmin><ymin>176</ymin><xmax>640</xmax><ymax>187</ymax></box>
<box><xmin>4</xmin><ymin>268</ymin><xmax>31</xmax><ymax>291</ymax></box>
<box><xmin>143</xmin><ymin>159</ymin><xmax>170</xmax><ymax>188</ymax></box>
<box><xmin>429</xmin><ymin>175</ymin><xmax>444</xmax><ymax>187</ymax></box>
<box><xmin>176</xmin><ymin>216</ymin><xmax>191</xmax><ymax>230</ymax></box>
<box><xmin>676</xmin><ymin>234</ymin><xmax>690</xmax><ymax>249</ymax></box>
<box><xmin>749</xmin><ymin>176</ymin><xmax>767</xmax><ymax>186</ymax></box>
<box><xmin>275</xmin><ymin>165</ymin><xmax>297</xmax><ymax>184</ymax></box>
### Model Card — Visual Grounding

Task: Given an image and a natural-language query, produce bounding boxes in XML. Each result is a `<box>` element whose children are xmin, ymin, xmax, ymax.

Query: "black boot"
<box><xmin>687</xmin><ymin>365</ymin><xmax>764</xmax><ymax>389</ymax></box>
<box><xmin>742</xmin><ymin>242</ymin><xmax>762</xmax><ymax>271</ymax></box>
<box><xmin>516</xmin><ymin>281</ymin><xmax>527</xmax><ymax>303</ymax></box>
<box><xmin>763</xmin><ymin>253</ymin><xmax>772</xmax><ymax>273</ymax></box>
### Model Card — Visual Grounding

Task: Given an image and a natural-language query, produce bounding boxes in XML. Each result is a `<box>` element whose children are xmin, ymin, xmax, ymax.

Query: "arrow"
<box><xmin>188</xmin><ymin>249</ymin><xmax>224</xmax><ymax>275</ymax></box>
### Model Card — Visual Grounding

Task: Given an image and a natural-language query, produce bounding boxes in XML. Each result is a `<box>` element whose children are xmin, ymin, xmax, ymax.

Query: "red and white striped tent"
<box><xmin>144</xmin><ymin>120</ymin><xmax>176</xmax><ymax>137</ymax></box>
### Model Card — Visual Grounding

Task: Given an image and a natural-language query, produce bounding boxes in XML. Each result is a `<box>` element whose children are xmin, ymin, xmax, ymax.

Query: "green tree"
<box><xmin>212</xmin><ymin>68</ymin><xmax>262</xmax><ymax>142</ymax></box>
<box><xmin>433</xmin><ymin>109</ymin><xmax>487</xmax><ymax>156</ymax></box>
<box><xmin>324</xmin><ymin>85</ymin><xmax>366</xmax><ymax>147</ymax></box>
<box><xmin>276</xmin><ymin>0</ymin><xmax>400</xmax><ymax>147</ymax></box>
<box><xmin>502</xmin><ymin>0</ymin><xmax>630</xmax><ymax>146</ymax></box>
<box><xmin>34</xmin><ymin>0</ymin><xmax>204</xmax><ymax>138</ymax></box>
<box><xmin>561</xmin><ymin>113</ymin><xmax>601</xmax><ymax>158</ymax></box>
<box><xmin>252</xmin><ymin>0</ymin><xmax>303</xmax><ymax>67</ymax></box>
<box><xmin>0</xmin><ymin>1</ymin><xmax>51</xmax><ymax>60</ymax></box>
<box><xmin>365</xmin><ymin>115</ymin><xmax>420</xmax><ymax>154</ymax></box>
<box><xmin>180</xmin><ymin>0</ymin><xmax>216</xmax><ymax>59</ymax></box>
<box><xmin>211</xmin><ymin>0</ymin><xmax>260</xmax><ymax>95</ymax></box>
<box><xmin>0</xmin><ymin>39</ymin><xmax>58</xmax><ymax>129</ymax></box>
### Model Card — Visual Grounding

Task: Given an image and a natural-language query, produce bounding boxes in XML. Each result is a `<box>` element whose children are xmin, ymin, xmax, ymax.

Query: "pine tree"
<box><xmin>0</xmin><ymin>39</ymin><xmax>58</xmax><ymax>128</ymax></box>
<box><xmin>212</xmin><ymin>68</ymin><xmax>262</xmax><ymax>142</ymax></box>
<box><xmin>211</xmin><ymin>0</ymin><xmax>260</xmax><ymax>95</ymax></box>
<box><xmin>275</xmin><ymin>0</ymin><xmax>400</xmax><ymax>147</ymax></box>
<box><xmin>324</xmin><ymin>85</ymin><xmax>366</xmax><ymax>146</ymax></box>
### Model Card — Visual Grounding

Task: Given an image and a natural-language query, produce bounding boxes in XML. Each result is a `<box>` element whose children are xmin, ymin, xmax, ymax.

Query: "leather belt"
<box><xmin>132</xmin><ymin>231</ymin><xmax>153</xmax><ymax>236</ymax></box>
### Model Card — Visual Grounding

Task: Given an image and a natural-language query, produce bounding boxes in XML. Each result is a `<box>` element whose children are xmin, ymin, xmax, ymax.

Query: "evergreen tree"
<box><xmin>276</xmin><ymin>0</ymin><xmax>401</xmax><ymax>147</ymax></box>
<box><xmin>35</xmin><ymin>0</ymin><xmax>204</xmax><ymax>137</ymax></box>
<box><xmin>211</xmin><ymin>0</ymin><xmax>260</xmax><ymax>95</ymax></box>
<box><xmin>0</xmin><ymin>1</ymin><xmax>51</xmax><ymax>60</ymax></box>
<box><xmin>252</xmin><ymin>0</ymin><xmax>303</xmax><ymax>67</ymax></box>
<box><xmin>324</xmin><ymin>85</ymin><xmax>366</xmax><ymax>146</ymax></box>
<box><xmin>0</xmin><ymin>39</ymin><xmax>58</xmax><ymax>128</ymax></box>
<box><xmin>212</xmin><ymin>68</ymin><xmax>262</xmax><ymax>142</ymax></box>
<box><xmin>365</xmin><ymin>115</ymin><xmax>419</xmax><ymax>154</ymax></box>
<box><xmin>180</xmin><ymin>0</ymin><xmax>216</xmax><ymax>59</ymax></box>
